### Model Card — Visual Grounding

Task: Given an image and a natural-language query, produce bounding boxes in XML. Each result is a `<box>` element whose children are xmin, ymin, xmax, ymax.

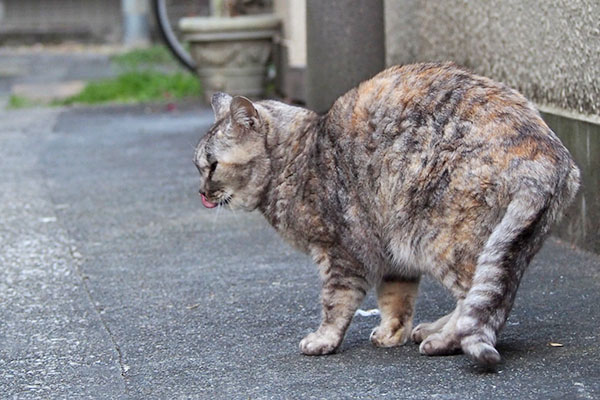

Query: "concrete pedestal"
<box><xmin>180</xmin><ymin>15</ymin><xmax>280</xmax><ymax>101</ymax></box>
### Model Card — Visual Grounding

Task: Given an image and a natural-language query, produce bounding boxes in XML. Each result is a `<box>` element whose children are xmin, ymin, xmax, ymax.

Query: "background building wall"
<box><xmin>273</xmin><ymin>0</ymin><xmax>307</xmax><ymax>102</ymax></box>
<box><xmin>0</xmin><ymin>0</ymin><xmax>124</xmax><ymax>43</ymax></box>
<box><xmin>0</xmin><ymin>0</ymin><xmax>210</xmax><ymax>44</ymax></box>
<box><xmin>274</xmin><ymin>0</ymin><xmax>306</xmax><ymax>68</ymax></box>
<box><xmin>541</xmin><ymin>109</ymin><xmax>600</xmax><ymax>252</ymax></box>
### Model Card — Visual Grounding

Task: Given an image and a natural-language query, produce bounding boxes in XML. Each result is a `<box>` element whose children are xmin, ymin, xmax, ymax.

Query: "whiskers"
<box><xmin>225</xmin><ymin>195</ymin><xmax>241</xmax><ymax>222</ymax></box>
<box><xmin>222</xmin><ymin>194</ymin><xmax>233</xmax><ymax>207</ymax></box>
<box><xmin>210</xmin><ymin>193</ymin><xmax>235</xmax><ymax>230</ymax></box>
<box><xmin>211</xmin><ymin>202</ymin><xmax>222</xmax><ymax>231</ymax></box>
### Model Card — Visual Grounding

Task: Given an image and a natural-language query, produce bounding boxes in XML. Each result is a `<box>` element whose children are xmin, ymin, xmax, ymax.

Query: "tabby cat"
<box><xmin>193</xmin><ymin>62</ymin><xmax>580</xmax><ymax>367</ymax></box>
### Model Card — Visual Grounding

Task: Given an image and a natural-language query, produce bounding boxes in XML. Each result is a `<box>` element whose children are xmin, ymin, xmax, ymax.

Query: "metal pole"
<box><xmin>122</xmin><ymin>0</ymin><xmax>151</xmax><ymax>46</ymax></box>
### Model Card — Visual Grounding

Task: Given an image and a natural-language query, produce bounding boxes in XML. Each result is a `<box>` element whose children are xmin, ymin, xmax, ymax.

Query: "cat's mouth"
<box><xmin>201</xmin><ymin>193</ymin><xmax>218</xmax><ymax>208</ymax></box>
<box><xmin>200</xmin><ymin>193</ymin><xmax>232</xmax><ymax>209</ymax></box>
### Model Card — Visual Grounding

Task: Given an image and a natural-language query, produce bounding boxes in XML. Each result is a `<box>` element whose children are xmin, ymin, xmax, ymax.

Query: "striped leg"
<box><xmin>456</xmin><ymin>191</ymin><xmax>557</xmax><ymax>366</ymax></box>
<box><xmin>412</xmin><ymin>310</ymin><xmax>454</xmax><ymax>344</ymax></box>
<box><xmin>370</xmin><ymin>276</ymin><xmax>419</xmax><ymax>347</ymax></box>
<box><xmin>300</xmin><ymin>250</ymin><xmax>369</xmax><ymax>355</ymax></box>
<box><xmin>419</xmin><ymin>300</ymin><xmax>463</xmax><ymax>356</ymax></box>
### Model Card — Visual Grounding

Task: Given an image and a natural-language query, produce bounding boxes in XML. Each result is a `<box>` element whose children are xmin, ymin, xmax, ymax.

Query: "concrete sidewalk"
<box><xmin>0</xmin><ymin>47</ymin><xmax>118</xmax><ymax>108</ymax></box>
<box><xmin>0</xmin><ymin>104</ymin><xmax>599</xmax><ymax>399</ymax></box>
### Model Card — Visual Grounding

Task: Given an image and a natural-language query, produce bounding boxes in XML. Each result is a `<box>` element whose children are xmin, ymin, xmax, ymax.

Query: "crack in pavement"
<box><xmin>66</xmin><ymin>242</ymin><xmax>129</xmax><ymax>379</ymax></box>
<box><xmin>1</xmin><ymin>108</ymin><xmax>126</xmax><ymax>398</ymax></box>
<box><xmin>41</xmin><ymin>109</ymin><xmax>130</xmax><ymax>382</ymax></box>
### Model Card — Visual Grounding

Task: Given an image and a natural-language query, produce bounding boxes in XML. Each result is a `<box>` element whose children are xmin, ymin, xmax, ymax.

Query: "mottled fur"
<box><xmin>193</xmin><ymin>62</ymin><xmax>580</xmax><ymax>367</ymax></box>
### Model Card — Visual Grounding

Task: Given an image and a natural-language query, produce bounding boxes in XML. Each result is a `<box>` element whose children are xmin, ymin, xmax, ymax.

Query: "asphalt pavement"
<box><xmin>0</xmin><ymin>103</ymin><xmax>599</xmax><ymax>399</ymax></box>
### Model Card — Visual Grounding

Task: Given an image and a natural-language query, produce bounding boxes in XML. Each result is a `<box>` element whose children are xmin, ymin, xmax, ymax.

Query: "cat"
<box><xmin>193</xmin><ymin>62</ymin><xmax>580</xmax><ymax>367</ymax></box>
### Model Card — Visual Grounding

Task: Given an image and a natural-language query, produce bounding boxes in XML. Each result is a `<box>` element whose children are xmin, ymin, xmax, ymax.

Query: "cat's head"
<box><xmin>193</xmin><ymin>92</ymin><xmax>271</xmax><ymax>211</ymax></box>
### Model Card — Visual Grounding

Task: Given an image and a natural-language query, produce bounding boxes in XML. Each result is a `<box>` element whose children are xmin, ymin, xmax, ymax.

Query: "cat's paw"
<box><xmin>461</xmin><ymin>337</ymin><xmax>501</xmax><ymax>367</ymax></box>
<box><xmin>370</xmin><ymin>321</ymin><xmax>412</xmax><ymax>347</ymax></box>
<box><xmin>299</xmin><ymin>331</ymin><xmax>340</xmax><ymax>355</ymax></box>
<box><xmin>419</xmin><ymin>332</ymin><xmax>461</xmax><ymax>356</ymax></box>
<box><xmin>411</xmin><ymin>323</ymin><xmax>431</xmax><ymax>344</ymax></box>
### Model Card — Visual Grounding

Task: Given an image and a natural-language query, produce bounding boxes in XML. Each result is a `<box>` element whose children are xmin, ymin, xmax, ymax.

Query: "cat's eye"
<box><xmin>209</xmin><ymin>161</ymin><xmax>218</xmax><ymax>174</ymax></box>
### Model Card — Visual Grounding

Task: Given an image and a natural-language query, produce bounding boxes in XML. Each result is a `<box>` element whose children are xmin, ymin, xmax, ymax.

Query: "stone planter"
<box><xmin>179</xmin><ymin>15</ymin><xmax>280</xmax><ymax>101</ymax></box>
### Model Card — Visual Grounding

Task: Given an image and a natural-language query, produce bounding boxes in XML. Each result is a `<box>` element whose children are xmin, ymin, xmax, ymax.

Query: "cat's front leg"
<box><xmin>300</xmin><ymin>249</ymin><xmax>369</xmax><ymax>355</ymax></box>
<box><xmin>370</xmin><ymin>275</ymin><xmax>419</xmax><ymax>347</ymax></box>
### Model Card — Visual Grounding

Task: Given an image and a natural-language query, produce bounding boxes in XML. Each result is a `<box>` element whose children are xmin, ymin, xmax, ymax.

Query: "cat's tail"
<box><xmin>457</xmin><ymin>161</ymin><xmax>580</xmax><ymax>367</ymax></box>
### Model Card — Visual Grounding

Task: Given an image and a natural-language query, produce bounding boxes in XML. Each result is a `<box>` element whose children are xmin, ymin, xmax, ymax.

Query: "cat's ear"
<box><xmin>230</xmin><ymin>96</ymin><xmax>260</xmax><ymax>129</ymax></box>
<box><xmin>211</xmin><ymin>92</ymin><xmax>232</xmax><ymax>120</ymax></box>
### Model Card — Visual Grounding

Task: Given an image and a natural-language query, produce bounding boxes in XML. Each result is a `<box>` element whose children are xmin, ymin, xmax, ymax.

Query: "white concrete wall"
<box><xmin>274</xmin><ymin>0</ymin><xmax>306</xmax><ymax>68</ymax></box>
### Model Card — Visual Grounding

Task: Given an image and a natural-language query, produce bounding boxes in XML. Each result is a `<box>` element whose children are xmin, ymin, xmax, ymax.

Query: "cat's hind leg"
<box><xmin>411</xmin><ymin>310</ymin><xmax>454</xmax><ymax>344</ymax></box>
<box><xmin>370</xmin><ymin>276</ymin><xmax>419</xmax><ymax>347</ymax></box>
<box><xmin>456</xmin><ymin>185</ymin><xmax>570</xmax><ymax>367</ymax></box>
<box><xmin>418</xmin><ymin>300</ymin><xmax>464</xmax><ymax>356</ymax></box>
<box><xmin>300</xmin><ymin>248</ymin><xmax>370</xmax><ymax>355</ymax></box>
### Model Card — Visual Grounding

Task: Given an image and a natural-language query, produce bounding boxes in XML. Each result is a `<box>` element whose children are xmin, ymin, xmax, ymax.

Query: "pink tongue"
<box><xmin>201</xmin><ymin>194</ymin><xmax>218</xmax><ymax>209</ymax></box>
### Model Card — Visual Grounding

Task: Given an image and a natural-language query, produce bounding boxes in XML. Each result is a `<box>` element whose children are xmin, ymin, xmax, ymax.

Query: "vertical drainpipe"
<box><xmin>122</xmin><ymin>0</ymin><xmax>151</xmax><ymax>47</ymax></box>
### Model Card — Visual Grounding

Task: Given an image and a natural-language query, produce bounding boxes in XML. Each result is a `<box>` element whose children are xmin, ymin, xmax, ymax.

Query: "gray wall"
<box><xmin>543</xmin><ymin>110</ymin><xmax>600</xmax><ymax>253</ymax></box>
<box><xmin>0</xmin><ymin>0</ymin><xmax>123</xmax><ymax>43</ymax></box>
<box><xmin>0</xmin><ymin>0</ymin><xmax>210</xmax><ymax>44</ymax></box>
<box><xmin>306</xmin><ymin>0</ymin><xmax>385</xmax><ymax>113</ymax></box>
<box><xmin>385</xmin><ymin>0</ymin><xmax>600</xmax><ymax>115</ymax></box>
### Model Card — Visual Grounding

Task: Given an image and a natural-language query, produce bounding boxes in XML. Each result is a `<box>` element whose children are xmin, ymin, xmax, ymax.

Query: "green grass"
<box><xmin>5</xmin><ymin>46</ymin><xmax>201</xmax><ymax>109</ymax></box>
<box><xmin>111</xmin><ymin>45</ymin><xmax>177</xmax><ymax>69</ymax></box>
<box><xmin>7</xmin><ymin>95</ymin><xmax>39</xmax><ymax>109</ymax></box>
<box><xmin>56</xmin><ymin>70</ymin><xmax>201</xmax><ymax>106</ymax></box>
